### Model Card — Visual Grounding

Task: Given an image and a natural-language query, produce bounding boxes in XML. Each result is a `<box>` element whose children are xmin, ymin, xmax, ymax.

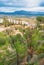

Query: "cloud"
<box><xmin>0</xmin><ymin>0</ymin><xmax>44</xmax><ymax>12</ymax></box>
<box><xmin>0</xmin><ymin>0</ymin><xmax>43</xmax><ymax>7</ymax></box>
<box><xmin>28</xmin><ymin>7</ymin><xmax>44</xmax><ymax>12</ymax></box>
<box><xmin>0</xmin><ymin>7</ymin><xmax>44</xmax><ymax>12</ymax></box>
<box><xmin>25</xmin><ymin>0</ymin><xmax>40</xmax><ymax>7</ymax></box>
<box><xmin>40</xmin><ymin>0</ymin><xmax>44</xmax><ymax>6</ymax></box>
<box><xmin>0</xmin><ymin>7</ymin><xmax>15</xmax><ymax>12</ymax></box>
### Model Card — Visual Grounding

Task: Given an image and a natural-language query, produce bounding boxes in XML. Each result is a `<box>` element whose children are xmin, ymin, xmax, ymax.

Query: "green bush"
<box><xmin>10</xmin><ymin>34</ymin><xmax>27</xmax><ymax>64</ymax></box>
<box><xmin>36</xmin><ymin>16</ymin><xmax>44</xmax><ymax>23</ymax></box>
<box><xmin>0</xmin><ymin>37</ymin><xmax>5</xmax><ymax>46</ymax></box>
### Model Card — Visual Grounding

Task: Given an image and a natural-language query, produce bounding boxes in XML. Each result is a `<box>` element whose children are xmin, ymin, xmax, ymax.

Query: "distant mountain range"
<box><xmin>0</xmin><ymin>10</ymin><xmax>44</xmax><ymax>16</ymax></box>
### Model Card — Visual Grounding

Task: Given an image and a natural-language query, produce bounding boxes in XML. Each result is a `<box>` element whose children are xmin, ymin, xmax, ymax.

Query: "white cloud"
<box><xmin>0</xmin><ymin>7</ymin><xmax>44</xmax><ymax>12</ymax></box>
<box><xmin>0</xmin><ymin>0</ymin><xmax>44</xmax><ymax>12</ymax></box>
<box><xmin>0</xmin><ymin>0</ymin><xmax>42</xmax><ymax>7</ymax></box>
<box><xmin>0</xmin><ymin>7</ymin><xmax>15</xmax><ymax>12</ymax></box>
<box><xmin>27</xmin><ymin>7</ymin><xmax>44</xmax><ymax>12</ymax></box>
<box><xmin>25</xmin><ymin>0</ymin><xmax>40</xmax><ymax>7</ymax></box>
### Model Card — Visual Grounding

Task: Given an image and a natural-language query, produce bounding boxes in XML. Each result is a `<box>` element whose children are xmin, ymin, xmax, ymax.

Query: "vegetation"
<box><xmin>0</xmin><ymin>16</ymin><xmax>44</xmax><ymax>65</ymax></box>
<box><xmin>36</xmin><ymin>16</ymin><xmax>44</xmax><ymax>23</ymax></box>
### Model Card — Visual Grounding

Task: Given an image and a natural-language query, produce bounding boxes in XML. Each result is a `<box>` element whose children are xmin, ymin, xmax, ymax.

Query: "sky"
<box><xmin>0</xmin><ymin>0</ymin><xmax>44</xmax><ymax>12</ymax></box>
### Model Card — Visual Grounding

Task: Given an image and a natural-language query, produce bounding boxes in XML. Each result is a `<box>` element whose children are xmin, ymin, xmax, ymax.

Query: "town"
<box><xmin>0</xmin><ymin>16</ymin><xmax>36</xmax><ymax>33</ymax></box>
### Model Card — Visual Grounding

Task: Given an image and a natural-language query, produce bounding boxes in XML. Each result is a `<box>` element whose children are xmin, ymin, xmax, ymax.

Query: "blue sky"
<box><xmin>0</xmin><ymin>0</ymin><xmax>44</xmax><ymax>12</ymax></box>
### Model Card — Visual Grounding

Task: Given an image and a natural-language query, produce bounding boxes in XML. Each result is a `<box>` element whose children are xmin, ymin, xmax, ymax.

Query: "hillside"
<box><xmin>0</xmin><ymin>16</ymin><xmax>44</xmax><ymax>65</ymax></box>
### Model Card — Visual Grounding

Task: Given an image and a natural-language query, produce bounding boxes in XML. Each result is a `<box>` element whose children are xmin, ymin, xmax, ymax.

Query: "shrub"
<box><xmin>36</xmin><ymin>16</ymin><xmax>44</xmax><ymax>23</ymax></box>
<box><xmin>0</xmin><ymin>37</ymin><xmax>5</xmax><ymax>46</ymax></box>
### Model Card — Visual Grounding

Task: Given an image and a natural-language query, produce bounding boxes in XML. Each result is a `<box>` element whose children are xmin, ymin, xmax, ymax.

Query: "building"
<box><xmin>0</xmin><ymin>18</ymin><xmax>3</xmax><ymax>23</ymax></box>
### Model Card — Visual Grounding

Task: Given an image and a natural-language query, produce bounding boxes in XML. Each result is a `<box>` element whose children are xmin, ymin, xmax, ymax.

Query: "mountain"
<box><xmin>0</xmin><ymin>10</ymin><xmax>44</xmax><ymax>16</ymax></box>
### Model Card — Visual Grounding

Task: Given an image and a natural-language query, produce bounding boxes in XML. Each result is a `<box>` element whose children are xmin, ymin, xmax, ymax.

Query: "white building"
<box><xmin>0</xmin><ymin>18</ymin><xmax>3</xmax><ymax>23</ymax></box>
<box><xmin>13</xmin><ymin>20</ymin><xmax>16</xmax><ymax>24</ymax></box>
<box><xmin>22</xmin><ymin>21</ymin><xmax>29</xmax><ymax>26</ymax></box>
<box><xmin>15</xmin><ymin>20</ymin><xmax>19</xmax><ymax>24</ymax></box>
<box><xmin>7</xmin><ymin>18</ymin><xmax>11</xmax><ymax>22</ymax></box>
<box><xmin>7</xmin><ymin>18</ymin><xmax>14</xmax><ymax>23</ymax></box>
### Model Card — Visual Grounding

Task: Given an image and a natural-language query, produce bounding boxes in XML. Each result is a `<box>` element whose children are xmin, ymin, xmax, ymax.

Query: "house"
<box><xmin>22</xmin><ymin>21</ymin><xmax>29</xmax><ymax>26</ymax></box>
<box><xmin>0</xmin><ymin>18</ymin><xmax>3</xmax><ymax>23</ymax></box>
<box><xmin>15</xmin><ymin>20</ymin><xmax>19</xmax><ymax>24</ymax></box>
